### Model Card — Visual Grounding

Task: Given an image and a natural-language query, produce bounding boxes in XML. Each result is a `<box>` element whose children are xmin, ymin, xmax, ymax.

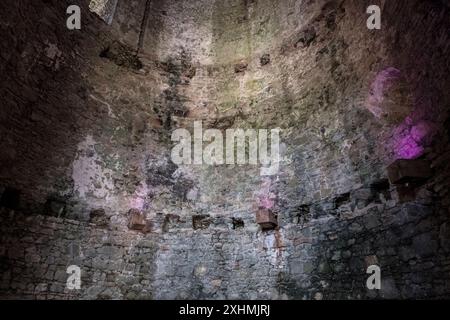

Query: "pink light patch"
<box><xmin>365</xmin><ymin>67</ymin><xmax>401</xmax><ymax>118</ymax></box>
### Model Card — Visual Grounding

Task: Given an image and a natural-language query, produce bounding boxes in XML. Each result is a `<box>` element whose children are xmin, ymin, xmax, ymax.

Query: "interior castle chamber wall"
<box><xmin>0</xmin><ymin>0</ymin><xmax>449</xmax><ymax>299</ymax></box>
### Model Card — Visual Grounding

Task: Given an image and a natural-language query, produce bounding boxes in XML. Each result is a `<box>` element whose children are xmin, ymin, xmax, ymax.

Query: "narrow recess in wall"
<box><xmin>44</xmin><ymin>197</ymin><xmax>66</xmax><ymax>218</ymax></box>
<box><xmin>334</xmin><ymin>192</ymin><xmax>350</xmax><ymax>208</ymax></box>
<box><xmin>256</xmin><ymin>208</ymin><xmax>278</xmax><ymax>230</ymax></box>
<box><xmin>99</xmin><ymin>41</ymin><xmax>143</xmax><ymax>70</ymax></box>
<box><xmin>137</xmin><ymin>0</ymin><xmax>152</xmax><ymax>54</ymax></box>
<box><xmin>89</xmin><ymin>0</ymin><xmax>118</xmax><ymax>25</ymax></box>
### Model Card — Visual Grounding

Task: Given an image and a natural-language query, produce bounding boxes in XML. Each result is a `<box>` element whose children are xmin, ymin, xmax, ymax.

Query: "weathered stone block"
<box><xmin>387</xmin><ymin>159</ymin><xmax>432</xmax><ymax>185</ymax></box>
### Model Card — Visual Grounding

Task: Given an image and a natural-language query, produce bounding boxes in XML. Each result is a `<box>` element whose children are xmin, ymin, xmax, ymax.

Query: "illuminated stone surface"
<box><xmin>0</xmin><ymin>0</ymin><xmax>449</xmax><ymax>299</ymax></box>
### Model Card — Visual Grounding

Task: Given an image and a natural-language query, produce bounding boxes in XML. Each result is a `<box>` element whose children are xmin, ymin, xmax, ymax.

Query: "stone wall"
<box><xmin>2</xmin><ymin>184</ymin><xmax>450</xmax><ymax>299</ymax></box>
<box><xmin>0</xmin><ymin>0</ymin><xmax>449</xmax><ymax>299</ymax></box>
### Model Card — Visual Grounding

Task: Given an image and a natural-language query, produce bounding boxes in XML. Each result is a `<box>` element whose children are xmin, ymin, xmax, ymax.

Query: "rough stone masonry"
<box><xmin>0</xmin><ymin>0</ymin><xmax>449</xmax><ymax>299</ymax></box>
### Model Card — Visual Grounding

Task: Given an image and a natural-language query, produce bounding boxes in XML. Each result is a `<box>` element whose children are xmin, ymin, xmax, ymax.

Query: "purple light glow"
<box><xmin>256</xmin><ymin>178</ymin><xmax>276</xmax><ymax>209</ymax></box>
<box><xmin>367</xmin><ymin>68</ymin><xmax>440</xmax><ymax>160</ymax></box>
<box><xmin>365</xmin><ymin>67</ymin><xmax>401</xmax><ymax>118</ymax></box>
